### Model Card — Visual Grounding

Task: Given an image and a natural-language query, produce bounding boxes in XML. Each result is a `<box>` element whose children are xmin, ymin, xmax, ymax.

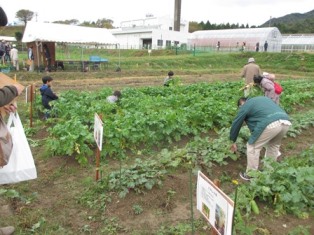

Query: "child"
<box><xmin>163</xmin><ymin>71</ymin><xmax>174</xmax><ymax>87</ymax></box>
<box><xmin>39</xmin><ymin>76</ymin><xmax>58</xmax><ymax>119</ymax></box>
<box><xmin>106</xmin><ymin>90</ymin><xmax>121</xmax><ymax>103</ymax></box>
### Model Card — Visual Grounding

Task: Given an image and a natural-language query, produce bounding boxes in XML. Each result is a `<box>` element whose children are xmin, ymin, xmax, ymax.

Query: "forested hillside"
<box><xmin>262</xmin><ymin>9</ymin><xmax>314</xmax><ymax>33</ymax></box>
<box><xmin>189</xmin><ymin>9</ymin><xmax>314</xmax><ymax>34</ymax></box>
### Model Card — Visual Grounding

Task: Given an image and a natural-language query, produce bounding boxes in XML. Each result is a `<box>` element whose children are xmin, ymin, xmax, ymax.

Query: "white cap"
<box><xmin>262</xmin><ymin>72</ymin><xmax>269</xmax><ymax>77</ymax></box>
<box><xmin>248</xmin><ymin>57</ymin><xmax>255</xmax><ymax>63</ymax></box>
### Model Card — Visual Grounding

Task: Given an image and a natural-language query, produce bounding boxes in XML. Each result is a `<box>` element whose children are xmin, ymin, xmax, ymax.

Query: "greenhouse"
<box><xmin>187</xmin><ymin>27</ymin><xmax>282</xmax><ymax>52</ymax></box>
<box><xmin>281</xmin><ymin>34</ymin><xmax>314</xmax><ymax>52</ymax></box>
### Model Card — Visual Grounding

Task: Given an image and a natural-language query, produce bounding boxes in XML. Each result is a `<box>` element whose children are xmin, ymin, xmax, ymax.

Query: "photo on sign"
<box><xmin>202</xmin><ymin>203</ymin><xmax>210</xmax><ymax>219</ymax></box>
<box><xmin>215</xmin><ymin>204</ymin><xmax>226</xmax><ymax>235</ymax></box>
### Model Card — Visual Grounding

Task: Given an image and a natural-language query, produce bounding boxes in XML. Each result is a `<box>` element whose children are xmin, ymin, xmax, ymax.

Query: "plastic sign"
<box><xmin>197</xmin><ymin>171</ymin><xmax>234</xmax><ymax>235</ymax></box>
<box><xmin>94</xmin><ymin>113</ymin><xmax>103</xmax><ymax>151</ymax></box>
<box><xmin>25</xmin><ymin>84</ymin><xmax>35</xmax><ymax>103</ymax></box>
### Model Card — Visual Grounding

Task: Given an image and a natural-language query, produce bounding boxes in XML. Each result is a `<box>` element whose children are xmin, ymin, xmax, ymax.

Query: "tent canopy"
<box><xmin>22</xmin><ymin>21</ymin><xmax>117</xmax><ymax>45</ymax></box>
<box><xmin>0</xmin><ymin>36</ymin><xmax>16</xmax><ymax>41</ymax></box>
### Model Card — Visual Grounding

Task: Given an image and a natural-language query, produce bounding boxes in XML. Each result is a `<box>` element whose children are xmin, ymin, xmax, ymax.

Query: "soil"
<box><xmin>1</xmin><ymin>73</ymin><xmax>313</xmax><ymax>235</ymax></box>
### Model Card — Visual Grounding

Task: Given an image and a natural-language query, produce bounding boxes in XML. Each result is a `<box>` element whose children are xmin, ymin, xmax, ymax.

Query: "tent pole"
<box><xmin>35</xmin><ymin>41</ymin><xmax>40</xmax><ymax>73</ymax></box>
<box><xmin>118</xmin><ymin>43</ymin><xmax>120</xmax><ymax>68</ymax></box>
<box><xmin>81</xmin><ymin>46</ymin><xmax>84</xmax><ymax>72</ymax></box>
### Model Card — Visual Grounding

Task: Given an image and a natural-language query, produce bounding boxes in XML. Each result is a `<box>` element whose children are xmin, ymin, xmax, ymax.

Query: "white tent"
<box><xmin>21</xmin><ymin>21</ymin><xmax>119</xmax><ymax>71</ymax></box>
<box><xmin>0</xmin><ymin>36</ymin><xmax>16</xmax><ymax>42</ymax></box>
<box><xmin>22</xmin><ymin>21</ymin><xmax>117</xmax><ymax>45</ymax></box>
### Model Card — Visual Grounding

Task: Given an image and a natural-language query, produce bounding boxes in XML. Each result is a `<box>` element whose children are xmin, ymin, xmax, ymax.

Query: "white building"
<box><xmin>110</xmin><ymin>15</ymin><xmax>189</xmax><ymax>50</ymax></box>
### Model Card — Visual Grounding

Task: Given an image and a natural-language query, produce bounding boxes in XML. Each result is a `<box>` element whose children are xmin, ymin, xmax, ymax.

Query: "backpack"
<box><xmin>274</xmin><ymin>82</ymin><xmax>283</xmax><ymax>95</ymax></box>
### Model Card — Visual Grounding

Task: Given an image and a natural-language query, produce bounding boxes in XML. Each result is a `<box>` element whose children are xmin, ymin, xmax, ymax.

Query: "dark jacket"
<box><xmin>230</xmin><ymin>96</ymin><xmax>289</xmax><ymax>144</ymax></box>
<box><xmin>0</xmin><ymin>85</ymin><xmax>18</xmax><ymax>107</ymax></box>
<box><xmin>40</xmin><ymin>84</ymin><xmax>58</xmax><ymax>109</ymax></box>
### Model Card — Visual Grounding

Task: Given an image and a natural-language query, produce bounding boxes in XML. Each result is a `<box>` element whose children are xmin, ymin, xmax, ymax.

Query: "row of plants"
<box><xmin>78</xmin><ymin>105</ymin><xmax>314</xmax><ymax>212</ymax></box>
<box><xmin>34</xmin><ymin>78</ymin><xmax>314</xmax><ymax>166</ymax></box>
<box><xmin>75</xmin><ymin>106</ymin><xmax>314</xmax><ymax>234</ymax></box>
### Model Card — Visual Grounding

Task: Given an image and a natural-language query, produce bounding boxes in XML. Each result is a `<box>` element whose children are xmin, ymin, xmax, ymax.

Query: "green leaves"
<box><xmin>237</xmin><ymin>146</ymin><xmax>314</xmax><ymax>218</ymax></box>
<box><xmin>38</xmin><ymin>79</ymin><xmax>314</xmax><ymax>172</ymax></box>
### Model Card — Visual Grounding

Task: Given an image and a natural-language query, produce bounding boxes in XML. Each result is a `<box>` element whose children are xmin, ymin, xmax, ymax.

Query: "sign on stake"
<box><xmin>197</xmin><ymin>171</ymin><xmax>234</xmax><ymax>235</ymax></box>
<box><xmin>94</xmin><ymin>113</ymin><xmax>103</xmax><ymax>181</ymax></box>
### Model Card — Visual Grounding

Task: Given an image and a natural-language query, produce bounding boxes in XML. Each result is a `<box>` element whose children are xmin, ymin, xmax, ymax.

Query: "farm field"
<box><xmin>1</xmin><ymin>52</ymin><xmax>314</xmax><ymax>235</ymax></box>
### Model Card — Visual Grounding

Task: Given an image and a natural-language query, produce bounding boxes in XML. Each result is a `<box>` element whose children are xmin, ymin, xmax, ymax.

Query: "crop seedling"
<box><xmin>132</xmin><ymin>204</ymin><xmax>144</xmax><ymax>215</ymax></box>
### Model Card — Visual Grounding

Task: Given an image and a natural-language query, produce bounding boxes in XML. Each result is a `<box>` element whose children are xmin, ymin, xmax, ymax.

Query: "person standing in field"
<box><xmin>40</xmin><ymin>76</ymin><xmax>58</xmax><ymax>119</ymax></box>
<box><xmin>264</xmin><ymin>41</ymin><xmax>268</xmax><ymax>52</ymax></box>
<box><xmin>216</xmin><ymin>41</ymin><xmax>220</xmax><ymax>51</ymax></box>
<box><xmin>255</xmin><ymin>42</ymin><xmax>260</xmax><ymax>52</ymax></box>
<box><xmin>240</xmin><ymin>57</ymin><xmax>261</xmax><ymax>97</ymax></box>
<box><xmin>28</xmin><ymin>45</ymin><xmax>34</xmax><ymax>72</ymax></box>
<box><xmin>230</xmin><ymin>97</ymin><xmax>291</xmax><ymax>181</ymax></box>
<box><xmin>9</xmin><ymin>44</ymin><xmax>19</xmax><ymax>71</ymax></box>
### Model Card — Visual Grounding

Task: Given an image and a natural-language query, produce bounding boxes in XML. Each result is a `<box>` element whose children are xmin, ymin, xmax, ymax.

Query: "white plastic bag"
<box><xmin>0</xmin><ymin>112</ymin><xmax>37</xmax><ymax>184</ymax></box>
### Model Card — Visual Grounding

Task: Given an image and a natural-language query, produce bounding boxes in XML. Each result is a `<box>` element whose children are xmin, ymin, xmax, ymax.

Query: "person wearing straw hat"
<box><xmin>240</xmin><ymin>57</ymin><xmax>261</xmax><ymax>97</ymax></box>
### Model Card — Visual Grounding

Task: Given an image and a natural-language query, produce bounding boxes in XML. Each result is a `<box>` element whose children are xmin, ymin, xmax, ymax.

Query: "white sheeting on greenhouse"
<box><xmin>188</xmin><ymin>27</ymin><xmax>282</xmax><ymax>52</ymax></box>
<box><xmin>282</xmin><ymin>34</ymin><xmax>314</xmax><ymax>45</ymax></box>
<box><xmin>281</xmin><ymin>34</ymin><xmax>314</xmax><ymax>52</ymax></box>
<box><xmin>0</xmin><ymin>36</ymin><xmax>16</xmax><ymax>41</ymax></box>
<box><xmin>22</xmin><ymin>21</ymin><xmax>117</xmax><ymax>45</ymax></box>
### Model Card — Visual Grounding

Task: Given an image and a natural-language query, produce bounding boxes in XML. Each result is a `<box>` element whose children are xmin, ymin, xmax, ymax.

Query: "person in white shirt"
<box><xmin>106</xmin><ymin>90</ymin><xmax>121</xmax><ymax>103</ymax></box>
<box><xmin>9</xmin><ymin>44</ymin><xmax>19</xmax><ymax>71</ymax></box>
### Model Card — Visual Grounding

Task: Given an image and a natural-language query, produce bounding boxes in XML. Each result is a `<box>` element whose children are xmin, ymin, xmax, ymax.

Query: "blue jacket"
<box><xmin>40</xmin><ymin>84</ymin><xmax>58</xmax><ymax>109</ymax></box>
<box><xmin>230</xmin><ymin>96</ymin><xmax>289</xmax><ymax>144</ymax></box>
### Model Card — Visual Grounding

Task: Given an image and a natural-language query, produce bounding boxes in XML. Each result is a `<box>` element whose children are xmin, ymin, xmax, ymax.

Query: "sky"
<box><xmin>1</xmin><ymin>0</ymin><xmax>313</xmax><ymax>27</ymax></box>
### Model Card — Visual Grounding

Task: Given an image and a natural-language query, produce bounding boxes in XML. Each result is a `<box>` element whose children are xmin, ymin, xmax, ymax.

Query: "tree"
<box><xmin>15</xmin><ymin>31</ymin><xmax>23</xmax><ymax>41</ymax></box>
<box><xmin>16</xmin><ymin>9</ymin><xmax>34</xmax><ymax>25</ymax></box>
<box><xmin>53</xmin><ymin>19</ymin><xmax>79</xmax><ymax>25</ymax></box>
<box><xmin>95</xmin><ymin>18</ymin><xmax>114</xmax><ymax>29</ymax></box>
<box><xmin>188</xmin><ymin>21</ymin><xmax>202</xmax><ymax>33</ymax></box>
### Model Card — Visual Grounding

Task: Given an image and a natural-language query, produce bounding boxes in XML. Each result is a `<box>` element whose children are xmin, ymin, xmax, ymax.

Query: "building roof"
<box><xmin>22</xmin><ymin>21</ymin><xmax>117</xmax><ymax>45</ymax></box>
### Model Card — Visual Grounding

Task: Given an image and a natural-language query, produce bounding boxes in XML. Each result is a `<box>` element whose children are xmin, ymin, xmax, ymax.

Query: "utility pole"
<box><xmin>269</xmin><ymin>16</ymin><xmax>272</xmax><ymax>27</ymax></box>
<box><xmin>174</xmin><ymin>0</ymin><xmax>181</xmax><ymax>31</ymax></box>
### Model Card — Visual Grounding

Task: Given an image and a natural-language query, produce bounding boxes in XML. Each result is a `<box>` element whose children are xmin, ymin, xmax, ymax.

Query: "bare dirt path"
<box><xmin>23</xmin><ymin>72</ymin><xmax>307</xmax><ymax>92</ymax></box>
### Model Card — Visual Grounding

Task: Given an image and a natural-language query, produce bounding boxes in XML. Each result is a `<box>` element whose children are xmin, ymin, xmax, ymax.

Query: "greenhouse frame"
<box><xmin>281</xmin><ymin>34</ymin><xmax>314</xmax><ymax>52</ymax></box>
<box><xmin>187</xmin><ymin>27</ymin><xmax>282</xmax><ymax>52</ymax></box>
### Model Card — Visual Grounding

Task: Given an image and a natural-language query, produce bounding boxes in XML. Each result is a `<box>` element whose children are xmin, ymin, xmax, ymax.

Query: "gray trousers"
<box><xmin>246</xmin><ymin>120</ymin><xmax>291</xmax><ymax>171</ymax></box>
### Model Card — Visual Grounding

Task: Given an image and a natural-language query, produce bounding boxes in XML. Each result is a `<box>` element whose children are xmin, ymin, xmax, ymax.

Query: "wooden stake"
<box><xmin>95</xmin><ymin>147</ymin><xmax>100</xmax><ymax>181</ymax></box>
<box><xmin>29</xmin><ymin>84</ymin><xmax>34</xmax><ymax>127</ymax></box>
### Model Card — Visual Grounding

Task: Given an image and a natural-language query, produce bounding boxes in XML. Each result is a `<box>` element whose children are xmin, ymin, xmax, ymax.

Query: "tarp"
<box><xmin>0</xmin><ymin>36</ymin><xmax>16</xmax><ymax>41</ymax></box>
<box><xmin>22</xmin><ymin>21</ymin><xmax>117</xmax><ymax>45</ymax></box>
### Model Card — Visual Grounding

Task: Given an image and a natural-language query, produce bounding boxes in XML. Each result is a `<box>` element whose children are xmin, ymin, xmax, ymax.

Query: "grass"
<box><xmin>5</xmin><ymin>50</ymin><xmax>314</xmax><ymax>83</ymax></box>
